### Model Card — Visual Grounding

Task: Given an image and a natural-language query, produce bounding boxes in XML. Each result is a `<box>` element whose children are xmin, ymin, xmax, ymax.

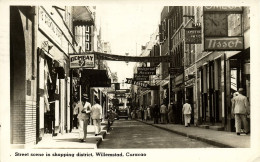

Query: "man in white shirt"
<box><xmin>91</xmin><ymin>98</ymin><xmax>102</xmax><ymax>136</ymax></box>
<box><xmin>77</xmin><ymin>96</ymin><xmax>91</xmax><ymax>142</ymax></box>
<box><xmin>231</xmin><ymin>88</ymin><xmax>250</xmax><ymax>135</ymax></box>
<box><xmin>160</xmin><ymin>103</ymin><xmax>167</xmax><ymax>124</ymax></box>
<box><xmin>182</xmin><ymin>99</ymin><xmax>192</xmax><ymax>127</ymax></box>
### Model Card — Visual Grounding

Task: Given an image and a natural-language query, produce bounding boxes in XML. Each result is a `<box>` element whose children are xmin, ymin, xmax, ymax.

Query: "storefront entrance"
<box><xmin>186</xmin><ymin>87</ymin><xmax>194</xmax><ymax>124</ymax></box>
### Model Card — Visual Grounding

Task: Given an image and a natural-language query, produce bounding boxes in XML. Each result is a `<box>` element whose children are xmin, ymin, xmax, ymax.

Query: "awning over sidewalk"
<box><xmin>81</xmin><ymin>69</ymin><xmax>111</xmax><ymax>87</ymax></box>
<box><xmin>72</xmin><ymin>6</ymin><xmax>94</xmax><ymax>26</ymax></box>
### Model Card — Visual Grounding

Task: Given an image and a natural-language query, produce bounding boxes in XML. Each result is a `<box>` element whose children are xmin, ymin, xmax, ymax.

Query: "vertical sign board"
<box><xmin>69</xmin><ymin>54</ymin><xmax>95</xmax><ymax>68</ymax></box>
<box><xmin>185</xmin><ymin>28</ymin><xmax>202</xmax><ymax>44</ymax></box>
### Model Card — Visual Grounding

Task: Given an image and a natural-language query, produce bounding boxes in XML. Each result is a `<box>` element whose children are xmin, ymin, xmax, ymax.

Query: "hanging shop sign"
<box><xmin>90</xmin><ymin>79</ymin><xmax>111</xmax><ymax>87</ymax></box>
<box><xmin>203</xmin><ymin>6</ymin><xmax>243</xmax><ymax>12</ymax></box>
<box><xmin>125</xmin><ymin>78</ymin><xmax>149</xmax><ymax>88</ymax></box>
<box><xmin>69</xmin><ymin>54</ymin><xmax>95</xmax><ymax>68</ymax></box>
<box><xmin>204</xmin><ymin>37</ymin><xmax>244</xmax><ymax>51</ymax></box>
<box><xmin>169</xmin><ymin>67</ymin><xmax>183</xmax><ymax>75</ymax></box>
<box><xmin>134</xmin><ymin>74</ymin><xmax>149</xmax><ymax>81</ymax></box>
<box><xmin>185</xmin><ymin>65</ymin><xmax>195</xmax><ymax>81</ymax></box>
<box><xmin>185</xmin><ymin>78</ymin><xmax>195</xmax><ymax>87</ymax></box>
<box><xmin>185</xmin><ymin>28</ymin><xmax>202</xmax><ymax>44</ymax></box>
<box><xmin>137</xmin><ymin>67</ymin><xmax>156</xmax><ymax>75</ymax></box>
<box><xmin>39</xmin><ymin>7</ymin><xmax>62</xmax><ymax>46</ymax></box>
<box><xmin>125</xmin><ymin>78</ymin><xmax>159</xmax><ymax>90</ymax></box>
<box><xmin>175</xmin><ymin>74</ymin><xmax>184</xmax><ymax>85</ymax></box>
<box><xmin>77</xmin><ymin>52</ymin><xmax>173</xmax><ymax>62</ymax></box>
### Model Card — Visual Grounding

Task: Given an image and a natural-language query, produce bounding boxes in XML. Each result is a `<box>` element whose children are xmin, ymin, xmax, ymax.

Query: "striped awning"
<box><xmin>72</xmin><ymin>6</ymin><xmax>94</xmax><ymax>26</ymax></box>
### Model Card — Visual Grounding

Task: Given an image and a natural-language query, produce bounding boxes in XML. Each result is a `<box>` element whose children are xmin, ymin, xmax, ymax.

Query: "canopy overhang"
<box><xmin>72</xmin><ymin>6</ymin><xmax>94</xmax><ymax>26</ymax></box>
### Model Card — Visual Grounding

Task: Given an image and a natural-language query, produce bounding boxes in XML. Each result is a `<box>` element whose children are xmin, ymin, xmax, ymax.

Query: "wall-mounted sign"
<box><xmin>204</xmin><ymin>37</ymin><xmax>244</xmax><ymax>51</ymax></box>
<box><xmin>203</xmin><ymin>6</ymin><xmax>243</xmax><ymax>12</ymax></box>
<box><xmin>69</xmin><ymin>54</ymin><xmax>95</xmax><ymax>68</ymax></box>
<box><xmin>185</xmin><ymin>28</ymin><xmax>202</xmax><ymax>44</ymax></box>
<box><xmin>137</xmin><ymin>67</ymin><xmax>156</xmax><ymax>75</ymax></box>
<box><xmin>39</xmin><ymin>7</ymin><xmax>62</xmax><ymax>46</ymax></box>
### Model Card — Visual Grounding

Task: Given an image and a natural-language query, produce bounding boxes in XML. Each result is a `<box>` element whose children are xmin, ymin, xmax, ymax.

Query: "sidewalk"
<box><xmin>137</xmin><ymin>119</ymin><xmax>250</xmax><ymax>148</ymax></box>
<box><xmin>33</xmin><ymin>122</ymin><xmax>108</xmax><ymax>149</ymax></box>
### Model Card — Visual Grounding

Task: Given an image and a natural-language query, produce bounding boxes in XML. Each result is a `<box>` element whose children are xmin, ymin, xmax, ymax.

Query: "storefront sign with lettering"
<box><xmin>185</xmin><ymin>28</ymin><xmax>202</xmax><ymax>44</ymax></box>
<box><xmin>69</xmin><ymin>54</ymin><xmax>95</xmax><ymax>68</ymax></box>
<box><xmin>134</xmin><ymin>74</ymin><xmax>149</xmax><ymax>81</ymax></box>
<box><xmin>137</xmin><ymin>67</ymin><xmax>156</xmax><ymax>75</ymax></box>
<box><xmin>204</xmin><ymin>37</ymin><xmax>243</xmax><ymax>51</ymax></box>
<box><xmin>203</xmin><ymin>6</ymin><xmax>243</xmax><ymax>12</ymax></box>
<box><xmin>39</xmin><ymin>7</ymin><xmax>62</xmax><ymax>46</ymax></box>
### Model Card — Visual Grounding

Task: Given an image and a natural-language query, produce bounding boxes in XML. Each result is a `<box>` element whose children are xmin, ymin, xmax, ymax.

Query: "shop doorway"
<box><xmin>176</xmin><ymin>90</ymin><xmax>183</xmax><ymax>124</ymax></box>
<box><xmin>186</xmin><ymin>87</ymin><xmax>194</xmax><ymax>124</ymax></box>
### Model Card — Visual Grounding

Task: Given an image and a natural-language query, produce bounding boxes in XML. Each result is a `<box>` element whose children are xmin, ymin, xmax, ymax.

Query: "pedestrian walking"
<box><xmin>168</xmin><ymin>103</ymin><xmax>174</xmax><ymax>124</ymax></box>
<box><xmin>231</xmin><ymin>88</ymin><xmax>250</xmax><ymax>135</ymax></box>
<box><xmin>141</xmin><ymin>105</ymin><xmax>144</xmax><ymax>121</ymax></box>
<box><xmin>160</xmin><ymin>103</ymin><xmax>167</xmax><ymax>124</ymax></box>
<box><xmin>91</xmin><ymin>98</ymin><xmax>102</xmax><ymax>136</ymax></box>
<box><xmin>144</xmin><ymin>108</ymin><xmax>148</xmax><ymax>121</ymax></box>
<box><xmin>150</xmin><ymin>104</ymin><xmax>154</xmax><ymax>120</ymax></box>
<box><xmin>153</xmin><ymin>104</ymin><xmax>160</xmax><ymax>124</ymax></box>
<box><xmin>147</xmin><ymin>106</ymin><xmax>151</xmax><ymax>120</ymax></box>
<box><xmin>107</xmin><ymin>109</ymin><xmax>114</xmax><ymax>131</ymax></box>
<box><xmin>77</xmin><ymin>96</ymin><xmax>91</xmax><ymax>142</ymax></box>
<box><xmin>72</xmin><ymin>97</ymin><xmax>79</xmax><ymax>129</ymax></box>
<box><xmin>182</xmin><ymin>99</ymin><xmax>192</xmax><ymax>127</ymax></box>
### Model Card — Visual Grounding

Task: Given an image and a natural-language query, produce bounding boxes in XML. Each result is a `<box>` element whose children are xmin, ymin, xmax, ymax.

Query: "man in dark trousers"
<box><xmin>153</xmin><ymin>104</ymin><xmax>160</xmax><ymax>124</ymax></box>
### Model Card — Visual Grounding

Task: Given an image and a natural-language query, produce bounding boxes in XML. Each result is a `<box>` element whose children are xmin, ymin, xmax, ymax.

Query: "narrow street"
<box><xmin>99</xmin><ymin>120</ymin><xmax>217</xmax><ymax>148</ymax></box>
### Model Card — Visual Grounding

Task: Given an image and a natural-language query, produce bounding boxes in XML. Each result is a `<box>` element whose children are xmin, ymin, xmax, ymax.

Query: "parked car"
<box><xmin>118</xmin><ymin>109</ymin><xmax>128</xmax><ymax>120</ymax></box>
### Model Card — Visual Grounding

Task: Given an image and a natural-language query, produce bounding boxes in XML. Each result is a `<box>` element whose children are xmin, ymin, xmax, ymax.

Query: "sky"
<box><xmin>96</xmin><ymin>5</ymin><xmax>163</xmax><ymax>87</ymax></box>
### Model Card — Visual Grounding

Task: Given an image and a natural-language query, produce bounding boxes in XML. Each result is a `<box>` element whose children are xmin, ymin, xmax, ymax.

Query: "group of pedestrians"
<box><xmin>73</xmin><ymin>96</ymin><xmax>103</xmax><ymax>142</ymax></box>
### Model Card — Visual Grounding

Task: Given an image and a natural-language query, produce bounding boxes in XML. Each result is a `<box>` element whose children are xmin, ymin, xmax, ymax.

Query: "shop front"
<box><xmin>184</xmin><ymin>64</ymin><xmax>196</xmax><ymax>124</ymax></box>
<box><xmin>225</xmin><ymin>48</ymin><xmax>250</xmax><ymax>131</ymax></box>
<box><xmin>173</xmin><ymin>74</ymin><xmax>184</xmax><ymax>124</ymax></box>
<box><xmin>196</xmin><ymin>51</ymin><xmax>224</xmax><ymax>126</ymax></box>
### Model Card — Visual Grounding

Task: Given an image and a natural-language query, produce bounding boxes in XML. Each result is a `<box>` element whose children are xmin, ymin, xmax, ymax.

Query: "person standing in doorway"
<box><xmin>182</xmin><ymin>99</ymin><xmax>192</xmax><ymax>127</ymax></box>
<box><xmin>231</xmin><ymin>88</ymin><xmax>250</xmax><ymax>135</ymax></box>
<box><xmin>77</xmin><ymin>96</ymin><xmax>91</xmax><ymax>142</ymax></box>
<box><xmin>91</xmin><ymin>98</ymin><xmax>102</xmax><ymax>136</ymax></box>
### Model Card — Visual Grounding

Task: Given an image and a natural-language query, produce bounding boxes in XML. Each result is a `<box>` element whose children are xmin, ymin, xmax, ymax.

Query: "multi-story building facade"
<box><xmin>195</xmin><ymin>6</ymin><xmax>250</xmax><ymax>131</ymax></box>
<box><xmin>147</xmin><ymin>6</ymin><xmax>250</xmax><ymax>132</ymax></box>
<box><xmin>10</xmin><ymin>5</ymin><xmax>99</xmax><ymax>147</ymax></box>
